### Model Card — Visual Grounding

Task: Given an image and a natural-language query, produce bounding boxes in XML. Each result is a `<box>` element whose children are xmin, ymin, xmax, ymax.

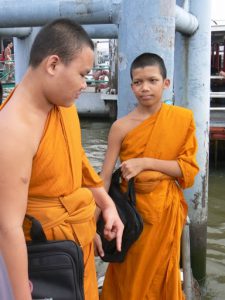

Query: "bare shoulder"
<box><xmin>109</xmin><ymin>112</ymin><xmax>134</xmax><ymax>143</ymax></box>
<box><xmin>0</xmin><ymin>114</ymin><xmax>35</xmax><ymax>173</ymax></box>
<box><xmin>0</xmin><ymin>111</ymin><xmax>38</xmax><ymax>228</ymax></box>
<box><xmin>0</xmin><ymin>104</ymin><xmax>43</xmax><ymax>175</ymax></box>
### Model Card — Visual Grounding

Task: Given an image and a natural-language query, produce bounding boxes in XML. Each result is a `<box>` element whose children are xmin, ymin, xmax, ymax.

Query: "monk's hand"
<box><xmin>94</xmin><ymin>233</ymin><xmax>104</xmax><ymax>257</ymax></box>
<box><xmin>102</xmin><ymin>204</ymin><xmax>124</xmax><ymax>252</ymax></box>
<box><xmin>120</xmin><ymin>158</ymin><xmax>145</xmax><ymax>181</ymax></box>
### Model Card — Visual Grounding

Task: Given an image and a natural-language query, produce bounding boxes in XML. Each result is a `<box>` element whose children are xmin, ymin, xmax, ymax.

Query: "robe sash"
<box><xmin>25</xmin><ymin>187</ymin><xmax>96</xmax><ymax>247</ymax></box>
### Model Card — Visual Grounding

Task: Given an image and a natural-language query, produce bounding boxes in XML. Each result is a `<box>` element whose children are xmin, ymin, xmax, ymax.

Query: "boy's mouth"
<box><xmin>141</xmin><ymin>95</ymin><xmax>154</xmax><ymax>100</ymax></box>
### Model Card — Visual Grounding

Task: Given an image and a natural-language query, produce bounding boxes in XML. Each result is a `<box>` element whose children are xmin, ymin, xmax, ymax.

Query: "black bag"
<box><xmin>97</xmin><ymin>168</ymin><xmax>143</xmax><ymax>263</ymax></box>
<box><xmin>26</xmin><ymin>215</ymin><xmax>84</xmax><ymax>300</ymax></box>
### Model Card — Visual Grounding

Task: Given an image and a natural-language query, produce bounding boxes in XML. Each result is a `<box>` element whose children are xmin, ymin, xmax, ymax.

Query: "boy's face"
<box><xmin>45</xmin><ymin>46</ymin><xmax>94</xmax><ymax>107</ymax></box>
<box><xmin>131</xmin><ymin>65</ymin><xmax>170</xmax><ymax>108</ymax></box>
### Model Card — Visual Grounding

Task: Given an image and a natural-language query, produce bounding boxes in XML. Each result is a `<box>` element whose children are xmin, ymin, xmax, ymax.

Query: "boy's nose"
<box><xmin>142</xmin><ymin>81</ymin><xmax>150</xmax><ymax>90</ymax></box>
<box><xmin>81</xmin><ymin>79</ymin><xmax>87</xmax><ymax>90</ymax></box>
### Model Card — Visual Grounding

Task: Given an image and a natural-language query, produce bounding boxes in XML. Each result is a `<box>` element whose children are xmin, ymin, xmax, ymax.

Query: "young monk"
<box><xmin>0</xmin><ymin>19</ymin><xmax>123</xmax><ymax>300</ymax></box>
<box><xmin>98</xmin><ymin>53</ymin><xmax>199</xmax><ymax>299</ymax></box>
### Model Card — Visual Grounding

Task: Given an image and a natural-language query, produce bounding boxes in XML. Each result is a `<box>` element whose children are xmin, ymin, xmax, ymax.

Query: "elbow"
<box><xmin>0</xmin><ymin>224</ymin><xmax>23</xmax><ymax>241</ymax></box>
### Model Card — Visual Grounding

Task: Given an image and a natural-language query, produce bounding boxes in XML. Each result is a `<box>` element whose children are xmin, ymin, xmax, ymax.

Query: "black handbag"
<box><xmin>26</xmin><ymin>215</ymin><xmax>84</xmax><ymax>300</ymax></box>
<box><xmin>97</xmin><ymin>168</ymin><xmax>143</xmax><ymax>263</ymax></box>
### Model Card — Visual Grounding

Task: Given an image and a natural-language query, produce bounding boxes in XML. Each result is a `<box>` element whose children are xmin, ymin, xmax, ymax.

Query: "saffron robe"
<box><xmin>1</xmin><ymin>93</ymin><xmax>103</xmax><ymax>300</ymax></box>
<box><xmin>100</xmin><ymin>103</ymin><xmax>199</xmax><ymax>300</ymax></box>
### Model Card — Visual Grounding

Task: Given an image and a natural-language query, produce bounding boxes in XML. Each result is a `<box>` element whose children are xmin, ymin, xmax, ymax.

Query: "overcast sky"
<box><xmin>211</xmin><ymin>0</ymin><xmax>225</xmax><ymax>21</ymax></box>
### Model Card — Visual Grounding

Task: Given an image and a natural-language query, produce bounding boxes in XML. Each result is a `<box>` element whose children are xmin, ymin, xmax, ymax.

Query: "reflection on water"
<box><xmin>81</xmin><ymin>118</ymin><xmax>112</xmax><ymax>172</ymax></box>
<box><xmin>81</xmin><ymin>119</ymin><xmax>225</xmax><ymax>300</ymax></box>
<box><xmin>204</xmin><ymin>165</ymin><xmax>225</xmax><ymax>300</ymax></box>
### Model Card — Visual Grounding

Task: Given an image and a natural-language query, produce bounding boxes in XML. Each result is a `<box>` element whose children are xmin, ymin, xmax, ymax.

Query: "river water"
<box><xmin>80</xmin><ymin>118</ymin><xmax>225</xmax><ymax>300</ymax></box>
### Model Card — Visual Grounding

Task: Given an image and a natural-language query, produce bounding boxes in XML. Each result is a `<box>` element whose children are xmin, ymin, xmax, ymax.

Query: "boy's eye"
<box><xmin>133</xmin><ymin>81</ymin><xmax>142</xmax><ymax>86</ymax></box>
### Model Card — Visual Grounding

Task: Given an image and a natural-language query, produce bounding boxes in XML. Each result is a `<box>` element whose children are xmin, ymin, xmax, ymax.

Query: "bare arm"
<box><xmin>93</xmin><ymin>120</ymin><xmax>125</xmax><ymax>256</ymax></box>
<box><xmin>0</xmin><ymin>126</ymin><xmax>34</xmax><ymax>300</ymax></box>
<box><xmin>101</xmin><ymin>120</ymin><xmax>124</xmax><ymax>191</ymax></box>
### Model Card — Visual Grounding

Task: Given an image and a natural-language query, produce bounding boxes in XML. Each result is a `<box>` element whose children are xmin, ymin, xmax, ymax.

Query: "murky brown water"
<box><xmin>81</xmin><ymin>119</ymin><xmax>225</xmax><ymax>300</ymax></box>
<box><xmin>203</xmin><ymin>164</ymin><xmax>225</xmax><ymax>300</ymax></box>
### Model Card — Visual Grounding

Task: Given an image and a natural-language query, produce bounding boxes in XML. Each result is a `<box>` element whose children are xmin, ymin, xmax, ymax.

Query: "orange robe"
<box><xmin>22</xmin><ymin>104</ymin><xmax>103</xmax><ymax>300</ymax></box>
<box><xmin>100</xmin><ymin>103</ymin><xmax>199</xmax><ymax>300</ymax></box>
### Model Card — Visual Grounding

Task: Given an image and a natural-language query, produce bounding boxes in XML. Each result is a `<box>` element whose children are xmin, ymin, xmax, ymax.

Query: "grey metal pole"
<box><xmin>117</xmin><ymin>0</ymin><xmax>176</xmax><ymax>117</ymax></box>
<box><xmin>175</xmin><ymin>5</ymin><xmax>198</xmax><ymax>35</ymax></box>
<box><xmin>0</xmin><ymin>28</ymin><xmax>32</xmax><ymax>38</ymax></box>
<box><xmin>83</xmin><ymin>24</ymin><xmax>118</xmax><ymax>39</ymax></box>
<box><xmin>14</xmin><ymin>28</ymin><xmax>40</xmax><ymax>83</ymax></box>
<box><xmin>0</xmin><ymin>25</ymin><xmax>118</xmax><ymax>39</ymax></box>
<box><xmin>182</xmin><ymin>219</ymin><xmax>192</xmax><ymax>300</ymax></box>
<box><xmin>0</xmin><ymin>0</ymin><xmax>121</xmax><ymax>27</ymax></box>
<box><xmin>0</xmin><ymin>1</ymin><xmax>197</xmax><ymax>35</ymax></box>
<box><xmin>174</xmin><ymin>0</ymin><xmax>211</xmax><ymax>284</ymax></box>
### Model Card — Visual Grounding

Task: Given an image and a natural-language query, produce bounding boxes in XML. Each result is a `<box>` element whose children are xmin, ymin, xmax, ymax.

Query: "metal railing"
<box><xmin>0</xmin><ymin>60</ymin><xmax>15</xmax><ymax>82</ymax></box>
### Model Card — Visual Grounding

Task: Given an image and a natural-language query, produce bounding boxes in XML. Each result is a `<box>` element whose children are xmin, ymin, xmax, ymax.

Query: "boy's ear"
<box><xmin>45</xmin><ymin>55</ymin><xmax>61</xmax><ymax>76</ymax></box>
<box><xmin>163</xmin><ymin>78</ymin><xmax>170</xmax><ymax>89</ymax></box>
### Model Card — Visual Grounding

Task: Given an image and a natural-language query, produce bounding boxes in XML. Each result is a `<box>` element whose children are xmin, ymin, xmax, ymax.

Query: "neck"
<box><xmin>13</xmin><ymin>68</ymin><xmax>53</xmax><ymax>115</ymax></box>
<box><xmin>136</xmin><ymin>101</ymin><xmax>162</xmax><ymax>117</ymax></box>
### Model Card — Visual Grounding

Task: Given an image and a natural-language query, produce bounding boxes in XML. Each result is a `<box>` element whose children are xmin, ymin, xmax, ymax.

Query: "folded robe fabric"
<box><xmin>26</xmin><ymin>105</ymin><xmax>103</xmax><ymax>300</ymax></box>
<box><xmin>100</xmin><ymin>103</ymin><xmax>199</xmax><ymax>300</ymax></box>
<box><xmin>2</xmin><ymin>92</ymin><xmax>103</xmax><ymax>300</ymax></box>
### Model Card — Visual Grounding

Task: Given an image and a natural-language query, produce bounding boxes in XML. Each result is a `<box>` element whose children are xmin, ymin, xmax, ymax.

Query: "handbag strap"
<box><xmin>25</xmin><ymin>214</ymin><xmax>47</xmax><ymax>242</ymax></box>
<box><xmin>112</xmin><ymin>168</ymin><xmax>136</xmax><ymax>206</ymax></box>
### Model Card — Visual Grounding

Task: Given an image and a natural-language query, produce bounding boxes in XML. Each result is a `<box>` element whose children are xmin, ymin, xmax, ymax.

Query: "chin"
<box><xmin>56</xmin><ymin>99</ymin><xmax>74</xmax><ymax>107</ymax></box>
<box><xmin>63</xmin><ymin>102</ymin><xmax>74</xmax><ymax>108</ymax></box>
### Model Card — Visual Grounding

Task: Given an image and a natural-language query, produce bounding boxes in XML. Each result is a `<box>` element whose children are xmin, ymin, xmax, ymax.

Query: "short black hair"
<box><xmin>130</xmin><ymin>52</ymin><xmax>167</xmax><ymax>80</ymax></box>
<box><xmin>29</xmin><ymin>18</ymin><xmax>94</xmax><ymax>68</ymax></box>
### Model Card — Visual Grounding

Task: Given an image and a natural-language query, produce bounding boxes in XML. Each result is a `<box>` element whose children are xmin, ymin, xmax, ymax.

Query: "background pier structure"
<box><xmin>0</xmin><ymin>0</ymin><xmax>211</xmax><ymax>292</ymax></box>
<box><xmin>174</xmin><ymin>0</ymin><xmax>211</xmax><ymax>285</ymax></box>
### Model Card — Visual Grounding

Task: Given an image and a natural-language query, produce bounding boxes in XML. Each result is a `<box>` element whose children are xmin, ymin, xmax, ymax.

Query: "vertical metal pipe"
<box><xmin>14</xmin><ymin>28</ymin><xmax>40</xmax><ymax>83</ymax></box>
<box><xmin>182</xmin><ymin>222</ymin><xmax>192</xmax><ymax>300</ymax></box>
<box><xmin>117</xmin><ymin>0</ymin><xmax>176</xmax><ymax>117</ymax></box>
<box><xmin>174</xmin><ymin>0</ymin><xmax>211</xmax><ymax>284</ymax></box>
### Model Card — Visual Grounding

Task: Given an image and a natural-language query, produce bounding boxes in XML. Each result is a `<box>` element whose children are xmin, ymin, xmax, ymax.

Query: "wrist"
<box><xmin>142</xmin><ymin>157</ymin><xmax>151</xmax><ymax>171</ymax></box>
<box><xmin>96</xmin><ymin>193</ymin><xmax>116</xmax><ymax>212</ymax></box>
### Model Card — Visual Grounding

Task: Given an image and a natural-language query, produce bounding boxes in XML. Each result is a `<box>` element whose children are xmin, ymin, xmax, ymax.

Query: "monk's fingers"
<box><xmin>120</xmin><ymin>167</ymin><xmax>129</xmax><ymax>180</ymax></box>
<box><xmin>115</xmin><ymin>226</ymin><xmax>123</xmax><ymax>252</ymax></box>
<box><xmin>120</xmin><ymin>162</ymin><xmax>130</xmax><ymax>174</ymax></box>
<box><xmin>125</xmin><ymin>173</ymin><xmax>134</xmax><ymax>181</ymax></box>
<box><xmin>120</xmin><ymin>165</ymin><xmax>134</xmax><ymax>181</ymax></box>
<box><xmin>94</xmin><ymin>234</ymin><xmax>104</xmax><ymax>257</ymax></box>
<box><xmin>122</xmin><ymin>171</ymin><xmax>134</xmax><ymax>182</ymax></box>
<box><xmin>103</xmin><ymin>228</ymin><xmax>117</xmax><ymax>241</ymax></box>
<box><xmin>103</xmin><ymin>217</ymin><xmax>115</xmax><ymax>240</ymax></box>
